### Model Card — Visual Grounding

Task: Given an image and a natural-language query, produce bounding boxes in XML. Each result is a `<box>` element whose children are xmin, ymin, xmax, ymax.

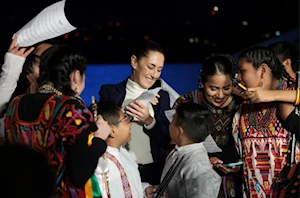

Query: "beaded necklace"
<box><xmin>39</xmin><ymin>84</ymin><xmax>63</xmax><ymax>96</ymax></box>
<box><xmin>247</xmin><ymin>79</ymin><xmax>283</xmax><ymax>133</ymax></box>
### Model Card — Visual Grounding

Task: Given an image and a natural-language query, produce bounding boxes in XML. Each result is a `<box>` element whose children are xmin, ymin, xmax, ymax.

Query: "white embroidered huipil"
<box><xmin>94</xmin><ymin>146</ymin><xmax>150</xmax><ymax>198</ymax></box>
<box><xmin>161</xmin><ymin>142</ymin><xmax>221</xmax><ymax>198</ymax></box>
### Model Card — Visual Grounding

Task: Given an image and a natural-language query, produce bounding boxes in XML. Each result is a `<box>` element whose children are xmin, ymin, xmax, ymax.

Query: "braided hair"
<box><xmin>38</xmin><ymin>45</ymin><xmax>87</xmax><ymax>96</ymax></box>
<box><xmin>238</xmin><ymin>46</ymin><xmax>283</xmax><ymax>80</ymax></box>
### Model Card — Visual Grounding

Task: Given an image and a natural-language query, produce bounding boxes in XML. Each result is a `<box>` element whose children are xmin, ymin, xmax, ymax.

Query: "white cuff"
<box><xmin>144</xmin><ymin>117</ymin><xmax>156</xmax><ymax>130</ymax></box>
<box><xmin>142</xmin><ymin>182</ymin><xmax>151</xmax><ymax>198</ymax></box>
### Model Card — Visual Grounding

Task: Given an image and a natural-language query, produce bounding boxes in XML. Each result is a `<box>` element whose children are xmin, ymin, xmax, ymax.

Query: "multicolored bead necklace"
<box><xmin>39</xmin><ymin>84</ymin><xmax>63</xmax><ymax>96</ymax></box>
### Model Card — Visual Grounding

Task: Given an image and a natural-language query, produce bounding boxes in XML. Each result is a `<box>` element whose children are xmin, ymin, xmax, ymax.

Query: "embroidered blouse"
<box><xmin>5</xmin><ymin>90</ymin><xmax>107</xmax><ymax>198</ymax></box>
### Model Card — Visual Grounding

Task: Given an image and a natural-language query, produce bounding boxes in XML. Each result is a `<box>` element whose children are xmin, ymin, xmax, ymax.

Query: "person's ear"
<box><xmin>109</xmin><ymin>125</ymin><xmax>116</xmax><ymax>138</ymax></box>
<box><xmin>131</xmin><ymin>55</ymin><xmax>138</xmax><ymax>70</ymax></box>
<box><xmin>178</xmin><ymin>126</ymin><xmax>185</xmax><ymax>139</ymax></box>
<box><xmin>260</xmin><ymin>63</ymin><xmax>267</xmax><ymax>79</ymax></box>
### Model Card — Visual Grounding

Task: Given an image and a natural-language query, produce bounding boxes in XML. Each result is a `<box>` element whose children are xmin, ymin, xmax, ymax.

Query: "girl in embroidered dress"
<box><xmin>173</xmin><ymin>54</ymin><xmax>243</xmax><ymax>198</ymax></box>
<box><xmin>232</xmin><ymin>46</ymin><xmax>299</xmax><ymax>198</ymax></box>
<box><xmin>5</xmin><ymin>45</ymin><xmax>110</xmax><ymax>198</ymax></box>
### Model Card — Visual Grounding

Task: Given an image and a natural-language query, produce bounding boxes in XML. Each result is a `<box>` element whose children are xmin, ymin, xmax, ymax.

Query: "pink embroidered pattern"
<box><xmin>106</xmin><ymin>152</ymin><xmax>133</xmax><ymax>198</ymax></box>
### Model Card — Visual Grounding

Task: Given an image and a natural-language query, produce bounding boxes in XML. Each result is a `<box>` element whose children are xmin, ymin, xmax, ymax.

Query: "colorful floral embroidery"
<box><xmin>5</xmin><ymin>93</ymin><xmax>95</xmax><ymax>197</ymax></box>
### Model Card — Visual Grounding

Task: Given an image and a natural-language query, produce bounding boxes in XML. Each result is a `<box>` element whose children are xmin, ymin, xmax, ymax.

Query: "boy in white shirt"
<box><xmin>161</xmin><ymin>102</ymin><xmax>221</xmax><ymax>198</ymax></box>
<box><xmin>94</xmin><ymin>101</ymin><xmax>158</xmax><ymax>198</ymax></box>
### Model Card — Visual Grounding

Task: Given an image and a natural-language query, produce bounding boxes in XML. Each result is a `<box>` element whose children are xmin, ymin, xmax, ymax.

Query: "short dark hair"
<box><xmin>97</xmin><ymin>101</ymin><xmax>121</xmax><ymax>125</ymax></box>
<box><xmin>175</xmin><ymin>102</ymin><xmax>214</xmax><ymax>143</ymax></box>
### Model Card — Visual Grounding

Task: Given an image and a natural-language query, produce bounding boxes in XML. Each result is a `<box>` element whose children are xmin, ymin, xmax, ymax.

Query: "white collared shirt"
<box><xmin>94</xmin><ymin>146</ymin><xmax>150</xmax><ymax>198</ymax></box>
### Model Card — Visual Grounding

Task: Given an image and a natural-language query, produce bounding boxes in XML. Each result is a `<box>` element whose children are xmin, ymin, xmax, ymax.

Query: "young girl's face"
<box><xmin>237</xmin><ymin>58</ymin><xmax>262</xmax><ymax>88</ymax></box>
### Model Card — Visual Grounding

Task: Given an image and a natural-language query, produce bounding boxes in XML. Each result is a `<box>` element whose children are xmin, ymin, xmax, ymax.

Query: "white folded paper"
<box><xmin>15</xmin><ymin>0</ymin><xmax>76</xmax><ymax>47</ymax></box>
<box><xmin>164</xmin><ymin>109</ymin><xmax>222</xmax><ymax>153</ymax></box>
<box><xmin>159</xmin><ymin>78</ymin><xmax>180</xmax><ymax>107</ymax></box>
<box><xmin>122</xmin><ymin>87</ymin><xmax>162</xmax><ymax>111</ymax></box>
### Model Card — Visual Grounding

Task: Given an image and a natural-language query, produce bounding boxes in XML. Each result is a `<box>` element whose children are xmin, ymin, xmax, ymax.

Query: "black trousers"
<box><xmin>138</xmin><ymin>162</ymin><xmax>164</xmax><ymax>185</ymax></box>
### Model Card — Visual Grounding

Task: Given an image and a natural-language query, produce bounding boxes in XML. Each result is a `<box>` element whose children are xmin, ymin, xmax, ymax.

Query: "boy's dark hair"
<box><xmin>175</xmin><ymin>102</ymin><xmax>214</xmax><ymax>143</ymax></box>
<box><xmin>97</xmin><ymin>101</ymin><xmax>121</xmax><ymax>125</ymax></box>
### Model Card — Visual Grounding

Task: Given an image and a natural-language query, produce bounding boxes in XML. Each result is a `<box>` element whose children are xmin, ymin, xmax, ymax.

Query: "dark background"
<box><xmin>1</xmin><ymin>0</ymin><xmax>299</xmax><ymax>64</ymax></box>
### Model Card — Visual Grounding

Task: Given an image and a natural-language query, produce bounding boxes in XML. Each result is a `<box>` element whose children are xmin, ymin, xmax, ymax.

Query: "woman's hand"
<box><xmin>94</xmin><ymin>115</ymin><xmax>111</xmax><ymax>140</ymax></box>
<box><xmin>210</xmin><ymin>157</ymin><xmax>241</xmax><ymax>174</ymax></box>
<box><xmin>126</xmin><ymin>100</ymin><xmax>153</xmax><ymax>126</ymax></box>
<box><xmin>210</xmin><ymin>157</ymin><xmax>223</xmax><ymax>166</ymax></box>
<box><xmin>246</xmin><ymin>87</ymin><xmax>275</xmax><ymax>103</ymax></box>
<box><xmin>8</xmin><ymin>36</ymin><xmax>34</xmax><ymax>57</ymax></box>
<box><xmin>217</xmin><ymin>164</ymin><xmax>241</xmax><ymax>174</ymax></box>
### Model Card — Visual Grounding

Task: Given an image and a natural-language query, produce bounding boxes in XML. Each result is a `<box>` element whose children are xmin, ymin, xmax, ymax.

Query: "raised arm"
<box><xmin>0</xmin><ymin>37</ymin><xmax>34</xmax><ymax>114</ymax></box>
<box><xmin>246</xmin><ymin>87</ymin><xmax>299</xmax><ymax>104</ymax></box>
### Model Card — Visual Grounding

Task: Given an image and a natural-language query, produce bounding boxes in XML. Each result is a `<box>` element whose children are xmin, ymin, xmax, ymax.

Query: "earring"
<box><xmin>260</xmin><ymin>72</ymin><xmax>264</xmax><ymax>88</ymax></box>
<box><xmin>75</xmin><ymin>84</ymin><xmax>78</xmax><ymax>93</ymax></box>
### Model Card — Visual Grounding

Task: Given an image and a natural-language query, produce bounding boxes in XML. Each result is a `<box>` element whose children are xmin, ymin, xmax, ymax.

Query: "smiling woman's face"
<box><xmin>202</xmin><ymin>73</ymin><xmax>233</xmax><ymax>108</ymax></box>
<box><xmin>131</xmin><ymin>51</ymin><xmax>165</xmax><ymax>89</ymax></box>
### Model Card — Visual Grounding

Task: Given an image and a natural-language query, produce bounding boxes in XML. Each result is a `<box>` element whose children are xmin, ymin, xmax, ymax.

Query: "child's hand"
<box><xmin>150</xmin><ymin>94</ymin><xmax>160</xmax><ymax>105</ymax></box>
<box><xmin>145</xmin><ymin>185</ymin><xmax>165</xmax><ymax>198</ymax></box>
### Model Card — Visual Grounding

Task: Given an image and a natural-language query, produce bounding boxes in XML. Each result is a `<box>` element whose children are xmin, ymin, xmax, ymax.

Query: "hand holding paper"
<box><xmin>124</xmin><ymin>88</ymin><xmax>161</xmax><ymax>125</ymax></box>
<box><xmin>127</xmin><ymin>88</ymin><xmax>162</xmax><ymax>107</ymax></box>
<box><xmin>150</xmin><ymin>94</ymin><xmax>160</xmax><ymax>105</ymax></box>
<box><xmin>14</xmin><ymin>0</ymin><xmax>76</xmax><ymax>47</ymax></box>
<box><xmin>126</xmin><ymin>101</ymin><xmax>153</xmax><ymax>126</ymax></box>
<box><xmin>8</xmin><ymin>36</ymin><xmax>35</xmax><ymax>57</ymax></box>
<box><xmin>164</xmin><ymin>109</ymin><xmax>222</xmax><ymax>153</ymax></box>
